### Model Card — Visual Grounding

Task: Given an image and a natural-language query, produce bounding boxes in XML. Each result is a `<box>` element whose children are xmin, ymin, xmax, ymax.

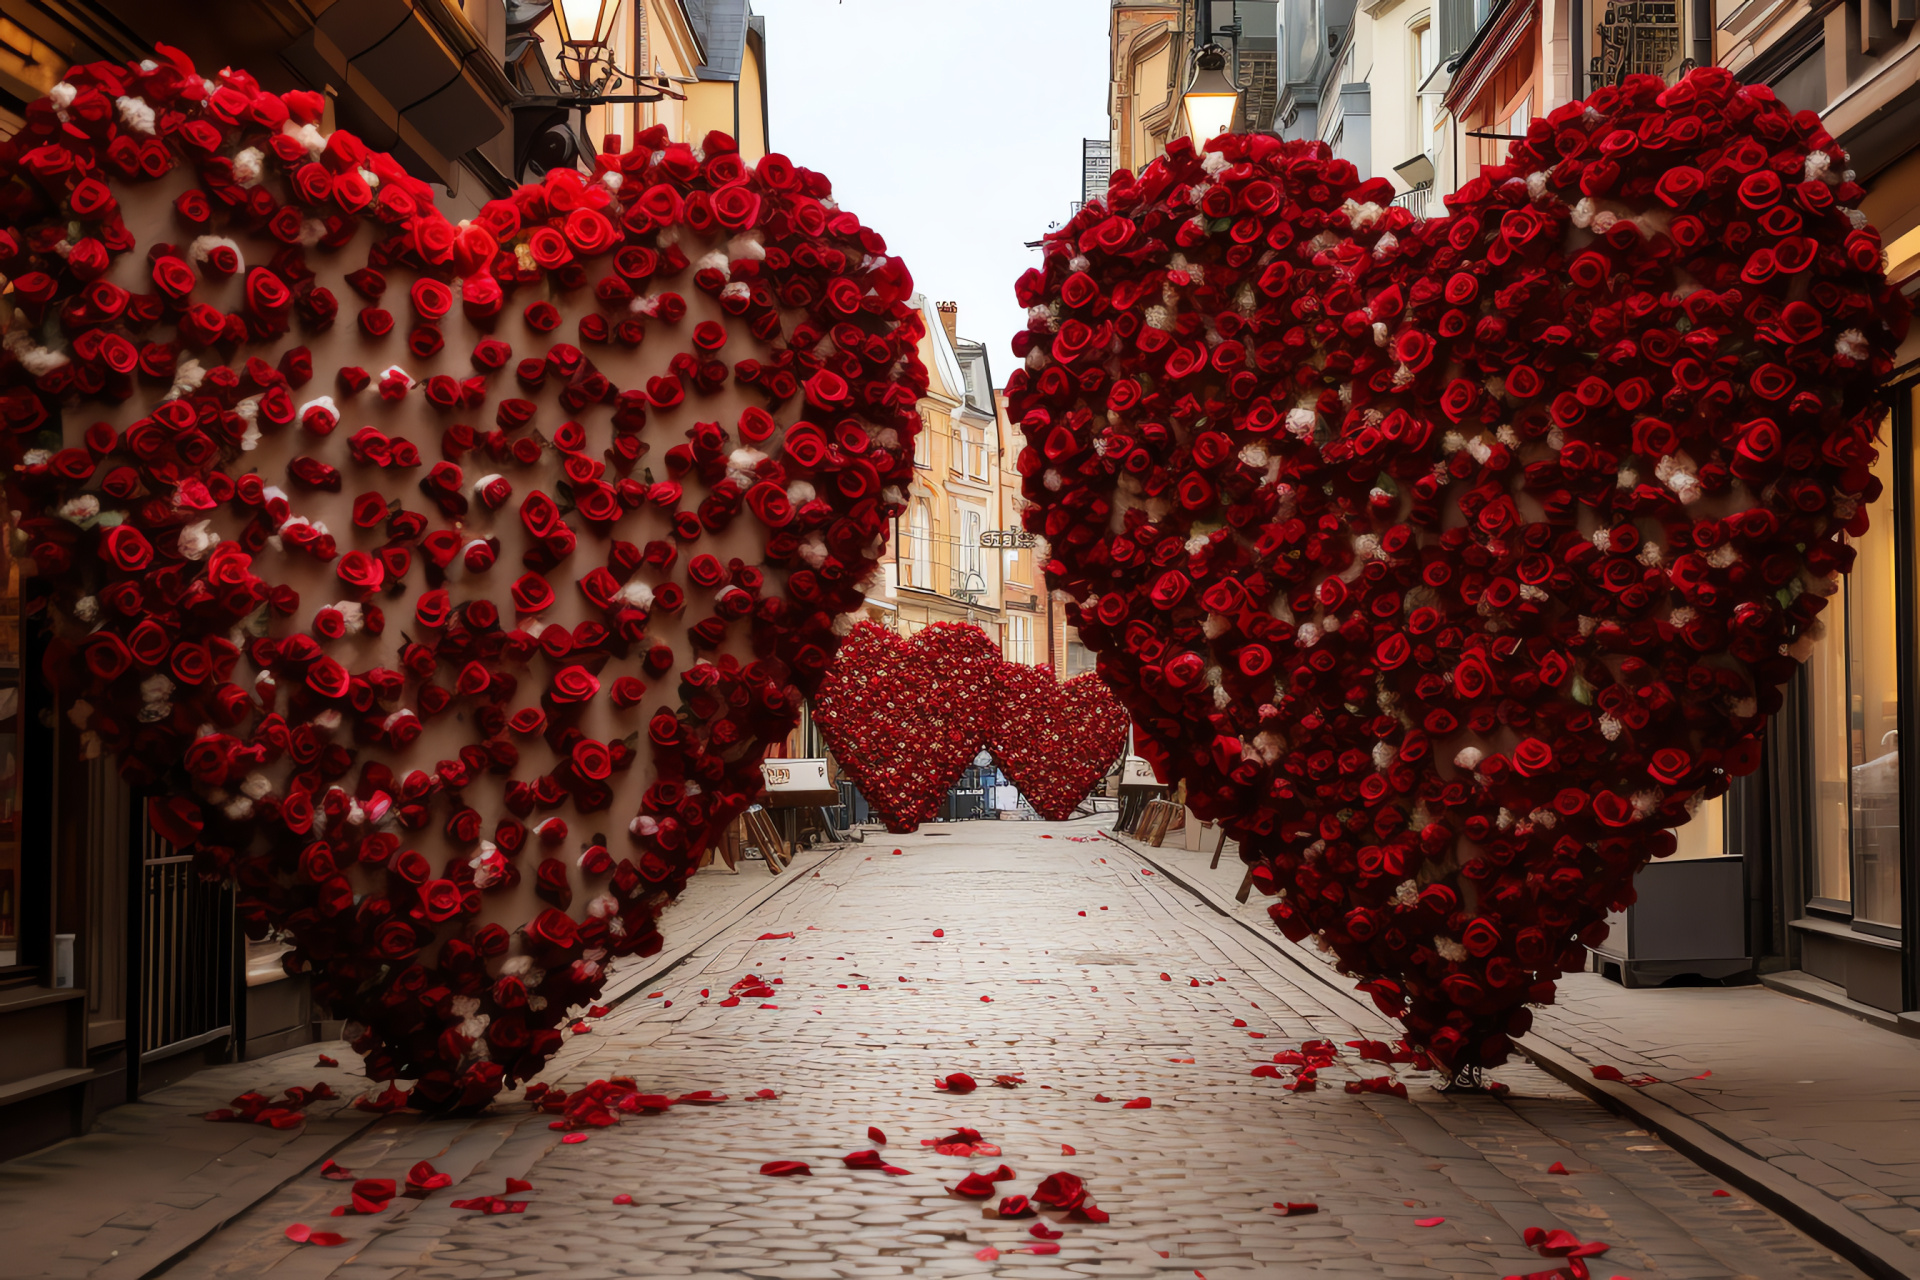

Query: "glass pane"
<box><xmin>1669</xmin><ymin>794</ymin><xmax>1724</xmax><ymax>860</ymax></box>
<box><xmin>0</xmin><ymin>523</ymin><xmax>21</xmax><ymax>966</ymax></box>
<box><xmin>1851</xmin><ymin>436</ymin><xmax>1901</xmax><ymax>927</ymax></box>
<box><xmin>1808</xmin><ymin>575</ymin><xmax>1852</xmax><ymax>904</ymax></box>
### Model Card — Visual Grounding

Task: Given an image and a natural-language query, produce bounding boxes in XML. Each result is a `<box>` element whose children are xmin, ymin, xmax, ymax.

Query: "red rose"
<box><xmin>549</xmin><ymin>664</ymin><xmax>600</xmax><ymax>705</ymax></box>
<box><xmin>101</xmin><ymin>524</ymin><xmax>153</xmax><ymax>571</ymax></box>
<box><xmin>510</xmin><ymin>573</ymin><xmax>554</xmax><ymax>614</ymax></box>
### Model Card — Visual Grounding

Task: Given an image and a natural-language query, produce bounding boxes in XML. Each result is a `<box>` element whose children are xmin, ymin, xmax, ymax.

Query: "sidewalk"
<box><xmin>1118</xmin><ymin>823</ymin><xmax>1920</xmax><ymax>1280</ymax></box>
<box><xmin>0</xmin><ymin>843</ymin><xmax>841</xmax><ymax>1280</ymax></box>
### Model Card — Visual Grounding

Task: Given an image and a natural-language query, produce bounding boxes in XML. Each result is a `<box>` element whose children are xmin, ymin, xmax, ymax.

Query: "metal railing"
<box><xmin>1393</xmin><ymin>184</ymin><xmax>1435</xmax><ymax>220</ymax></box>
<box><xmin>139</xmin><ymin>825</ymin><xmax>233</xmax><ymax>1063</ymax></box>
<box><xmin>896</xmin><ymin>530</ymin><xmax>991</xmax><ymax>601</ymax></box>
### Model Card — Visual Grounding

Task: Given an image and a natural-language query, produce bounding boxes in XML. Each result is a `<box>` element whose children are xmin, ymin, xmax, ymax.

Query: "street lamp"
<box><xmin>1180</xmin><ymin>43</ymin><xmax>1241</xmax><ymax>141</ymax></box>
<box><xmin>550</xmin><ymin>0</ymin><xmax>624</xmax><ymax>96</ymax></box>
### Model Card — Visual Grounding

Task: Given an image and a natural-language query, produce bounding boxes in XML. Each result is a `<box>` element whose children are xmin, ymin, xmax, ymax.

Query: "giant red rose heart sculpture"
<box><xmin>812</xmin><ymin>620</ymin><xmax>1002</xmax><ymax>831</ymax></box>
<box><xmin>0</xmin><ymin>48</ymin><xmax>927</xmax><ymax>1108</ymax></box>
<box><xmin>1010</xmin><ymin>69</ymin><xmax>1907</xmax><ymax>1075</ymax></box>
<box><xmin>987</xmin><ymin>664</ymin><xmax>1128</xmax><ymax>820</ymax></box>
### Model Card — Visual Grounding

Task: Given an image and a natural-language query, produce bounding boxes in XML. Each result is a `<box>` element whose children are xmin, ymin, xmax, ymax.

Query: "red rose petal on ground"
<box><xmin>868</xmin><ymin>1125</ymin><xmax>887</xmax><ymax>1143</ymax></box>
<box><xmin>1025</xmin><ymin>1242</ymin><xmax>1061</xmax><ymax>1254</ymax></box>
<box><xmin>757</xmin><ymin>932</ymin><xmax>793</xmax><ymax>940</ymax></box>
<box><xmin>613</xmin><ymin>1193</ymin><xmax>633</xmax><ymax>1204</ymax></box>
<box><xmin>937</xmin><ymin>1072</ymin><xmax>978</xmax><ymax>1093</ymax></box>
<box><xmin>1122</xmin><ymin>1097</ymin><xmax>1152</xmax><ymax>1108</ymax></box>
<box><xmin>1275</xmin><ymin>1202</ymin><xmax>1319</xmax><ymax>1215</ymax></box>
<box><xmin>993</xmin><ymin>1075</ymin><xmax>1025</xmax><ymax>1087</ymax></box>
<box><xmin>308</xmin><ymin>1231</ymin><xmax>347</xmax><ymax>1246</ymax></box>
<box><xmin>753</xmin><ymin>1088</ymin><xmax>779</xmax><ymax>1099</ymax></box>
<box><xmin>1548</xmin><ymin>1162</ymin><xmax>1570</xmax><ymax>1175</ymax></box>
<box><xmin>316</xmin><ymin>1054</ymin><xmax>338</xmax><ymax>1067</ymax></box>
<box><xmin>1031</xmin><ymin>1222</ymin><xmax>1064</xmax><ymax>1239</ymax></box>
<box><xmin>952</xmin><ymin>1172</ymin><xmax>999</xmax><ymax>1198</ymax></box>
<box><xmin>405</xmin><ymin>1161</ymin><xmax>452</xmax><ymax>1193</ymax></box>
<box><xmin>505</xmin><ymin>1178</ymin><xmax>532</xmax><ymax>1193</ymax></box>
<box><xmin>1092</xmin><ymin>1094</ymin><xmax>1112</xmax><ymax>1103</ymax></box>
<box><xmin>933</xmin><ymin>929</ymin><xmax>945</xmax><ymax>937</ymax></box>
<box><xmin>1061</xmin><ymin>1143</ymin><xmax>1077</xmax><ymax>1155</ymax></box>
<box><xmin>561</xmin><ymin>1133</ymin><xmax>587</xmax><ymax>1144</ymax></box>
<box><xmin>975</xmin><ymin>1247</ymin><xmax>1000</xmax><ymax>1261</ymax></box>
<box><xmin>759</xmin><ymin>1161</ymin><xmax>811</xmax><ymax>1176</ymax></box>
<box><xmin>319</xmin><ymin>1159</ymin><xmax>354</xmax><ymax>1181</ymax></box>
<box><xmin>285</xmin><ymin>1224</ymin><xmax>312</xmax><ymax>1243</ymax></box>
<box><xmin>1713</xmin><ymin>1189</ymin><xmax>1732</xmax><ymax>1197</ymax></box>
<box><xmin>1415</xmin><ymin>1217</ymin><xmax>1445</xmax><ymax>1227</ymax></box>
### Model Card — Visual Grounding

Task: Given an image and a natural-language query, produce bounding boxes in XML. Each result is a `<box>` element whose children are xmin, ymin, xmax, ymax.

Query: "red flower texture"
<box><xmin>986</xmin><ymin>663</ymin><xmax>1129</xmax><ymax>820</ymax></box>
<box><xmin>1009</xmin><ymin>69</ymin><xmax>1906</xmax><ymax>1074</ymax></box>
<box><xmin>0</xmin><ymin>49</ymin><xmax>927</xmax><ymax>1109</ymax></box>
<box><xmin>812</xmin><ymin>622</ymin><xmax>1004</xmax><ymax>831</ymax></box>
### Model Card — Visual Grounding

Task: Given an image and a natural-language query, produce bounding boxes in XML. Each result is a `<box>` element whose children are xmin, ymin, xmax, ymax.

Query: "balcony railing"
<box><xmin>896</xmin><ymin>530</ymin><xmax>991</xmax><ymax>602</ymax></box>
<box><xmin>1393</xmin><ymin>184</ymin><xmax>1435</xmax><ymax>220</ymax></box>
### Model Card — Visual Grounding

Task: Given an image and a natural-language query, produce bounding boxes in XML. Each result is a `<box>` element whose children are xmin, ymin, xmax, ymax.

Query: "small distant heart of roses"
<box><xmin>1010</xmin><ymin>69</ymin><xmax>1906</xmax><ymax>1070</ymax></box>
<box><xmin>0</xmin><ymin>46</ymin><xmax>928</xmax><ymax>1106</ymax></box>
<box><xmin>812</xmin><ymin>621</ymin><xmax>1003</xmax><ymax>831</ymax></box>
<box><xmin>986</xmin><ymin>665</ymin><xmax>1128</xmax><ymax>821</ymax></box>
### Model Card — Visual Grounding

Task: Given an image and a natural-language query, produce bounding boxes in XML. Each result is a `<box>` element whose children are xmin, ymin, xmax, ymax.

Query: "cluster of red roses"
<box><xmin>0</xmin><ymin>47</ymin><xmax>926</xmax><ymax>1107</ymax></box>
<box><xmin>986</xmin><ymin>665</ymin><xmax>1129</xmax><ymax>821</ymax></box>
<box><xmin>1010</xmin><ymin>69</ymin><xmax>1906</xmax><ymax>1071</ymax></box>
<box><xmin>813</xmin><ymin>620</ymin><xmax>1129</xmax><ymax>828</ymax></box>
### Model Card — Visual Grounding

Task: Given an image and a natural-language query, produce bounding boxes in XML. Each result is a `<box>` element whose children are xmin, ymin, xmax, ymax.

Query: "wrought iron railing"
<box><xmin>139</xmin><ymin>827</ymin><xmax>233</xmax><ymax>1063</ymax></box>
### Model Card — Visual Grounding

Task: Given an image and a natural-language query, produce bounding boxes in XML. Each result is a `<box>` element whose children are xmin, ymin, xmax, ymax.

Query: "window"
<box><xmin>1413</xmin><ymin>20</ymin><xmax>1437</xmax><ymax>146</ymax></box>
<box><xmin>913</xmin><ymin>412</ymin><xmax>931</xmax><ymax>467</ymax></box>
<box><xmin>1066</xmin><ymin>638</ymin><xmax>1098</xmax><ymax>677</ymax></box>
<box><xmin>967</xmin><ymin>425</ymin><xmax>988</xmax><ymax>480</ymax></box>
<box><xmin>1504</xmin><ymin>92</ymin><xmax>1531</xmax><ymax>143</ymax></box>
<box><xmin>1807</xmin><ymin>423</ymin><xmax>1901</xmax><ymax>928</ymax></box>
<box><xmin>1006</xmin><ymin>615</ymin><xmax>1035</xmax><ymax>666</ymax></box>
<box><xmin>0</xmin><ymin>526</ymin><xmax>20</xmax><ymax>967</ymax></box>
<box><xmin>905</xmin><ymin>502</ymin><xmax>932</xmax><ymax>589</ymax></box>
<box><xmin>961</xmin><ymin>509</ymin><xmax>984</xmax><ymax>577</ymax></box>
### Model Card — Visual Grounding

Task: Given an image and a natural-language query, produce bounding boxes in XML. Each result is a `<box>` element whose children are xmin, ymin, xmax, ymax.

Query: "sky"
<box><xmin>751</xmin><ymin>0</ymin><xmax>1111</xmax><ymax>388</ymax></box>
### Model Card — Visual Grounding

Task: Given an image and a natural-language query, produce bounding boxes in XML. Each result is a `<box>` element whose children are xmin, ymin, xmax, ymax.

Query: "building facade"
<box><xmin>0</xmin><ymin>0</ymin><xmax>770</xmax><ymax>1159</ymax></box>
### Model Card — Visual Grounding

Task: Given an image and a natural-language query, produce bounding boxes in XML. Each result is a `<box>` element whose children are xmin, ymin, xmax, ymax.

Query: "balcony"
<box><xmin>896</xmin><ymin>531</ymin><xmax>993</xmax><ymax>605</ymax></box>
<box><xmin>1392</xmin><ymin>184</ymin><xmax>1435</xmax><ymax>220</ymax></box>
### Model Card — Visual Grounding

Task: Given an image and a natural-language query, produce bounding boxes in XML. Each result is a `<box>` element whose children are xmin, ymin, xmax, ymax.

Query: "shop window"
<box><xmin>0</xmin><ymin>526</ymin><xmax>23</xmax><ymax>967</ymax></box>
<box><xmin>1806</xmin><ymin>426</ymin><xmax>1901</xmax><ymax>929</ymax></box>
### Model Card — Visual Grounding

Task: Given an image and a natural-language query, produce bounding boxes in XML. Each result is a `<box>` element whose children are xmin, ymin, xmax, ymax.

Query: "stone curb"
<box><xmin>123</xmin><ymin>842</ymin><xmax>843</xmax><ymax>1280</ymax></box>
<box><xmin>1104</xmin><ymin>828</ymin><xmax>1920</xmax><ymax>1280</ymax></box>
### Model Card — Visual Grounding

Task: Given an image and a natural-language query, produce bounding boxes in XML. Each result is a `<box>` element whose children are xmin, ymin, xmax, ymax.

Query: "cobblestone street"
<box><xmin>88</xmin><ymin>817</ymin><xmax>1848</xmax><ymax>1280</ymax></box>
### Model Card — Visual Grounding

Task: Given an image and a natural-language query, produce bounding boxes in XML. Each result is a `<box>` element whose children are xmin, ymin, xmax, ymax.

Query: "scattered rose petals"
<box><xmin>759</xmin><ymin>1161</ymin><xmax>811</xmax><ymax>1176</ymax></box>
<box><xmin>1092</xmin><ymin>1094</ymin><xmax>1112</xmax><ymax>1103</ymax></box>
<box><xmin>1275</xmin><ymin>1202</ymin><xmax>1319</xmax><ymax>1216</ymax></box>
<box><xmin>319</xmin><ymin>1159</ymin><xmax>355</xmax><ymax>1181</ymax></box>
<box><xmin>868</xmin><ymin>1125</ymin><xmax>887</xmax><ymax>1143</ymax></box>
<box><xmin>284</xmin><ymin>1223</ymin><xmax>346</xmax><ymax>1246</ymax></box>
<box><xmin>1415</xmin><ymin>1217</ymin><xmax>1445</xmax><ymax>1227</ymax></box>
<box><xmin>996</xmin><ymin>1195</ymin><xmax>1035</xmax><ymax>1218</ymax></box>
<box><xmin>1548</xmin><ymin>1162</ymin><xmax>1570</xmax><ymax>1175</ymax></box>
<box><xmin>316</xmin><ymin>1054</ymin><xmax>338</xmax><ymax>1067</ymax></box>
<box><xmin>560</xmin><ymin>1133</ymin><xmax>588</xmax><ymax>1144</ymax></box>
<box><xmin>933</xmin><ymin>928</ymin><xmax>945</xmax><ymax>937</ymax></box>
<box><xmin>1024</xmin><ymin>1242</ymin><xmax>1061</xmax><ymax>1255</ymax></box>
<box><xmin>405</xmin><ymin>1161</ymin><xmax>452</xmax><ymax>1194</ymax></box>
<box><xmin>757</xmin><ymin>932</ymin><xmax>794</xmax><ymax>940</ymax></box>
<box><xmin>975</xmin><ymin>1246</ymin><xmax>1000</xmax><ymax>1261</ymax></box>
<box><xmin>613</xmin><ymin>1193</ymin><xmax>633</xmax><ymax>1204</ymax></box>
<box><xmin>1121</xmin><ymin>1097</ymin><xmax>1152</xmax><ymax>1108</ymax></box>
<box><xmin>1060</xmin><ymin>1144</ymin><xmax>1077</xmax><ymax>1156</ymax></box>
<box><xmin>952</xmin><ymin>1172</ymin><xmax>999</xmax><ymax>1198</ymax></box>
<box><xmin>1030</xmin><ymin>1223</ymin><xmax>1064</xmax><ymax>1239</ymax></box>
<box><xmin>993</xmin><ymin>1075</ymin><xmax>1025</xmax><ymax>1088</ymax></box>
<box><xmin>936</xmin><ymin>1072</ymin><xmax>978</xmax><ymax>1093</ymax></box>
<box><xmin>1712</xmin><ymin>1189</ymin><xmax>1731</xmax><ymax>1197</ymax></box>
